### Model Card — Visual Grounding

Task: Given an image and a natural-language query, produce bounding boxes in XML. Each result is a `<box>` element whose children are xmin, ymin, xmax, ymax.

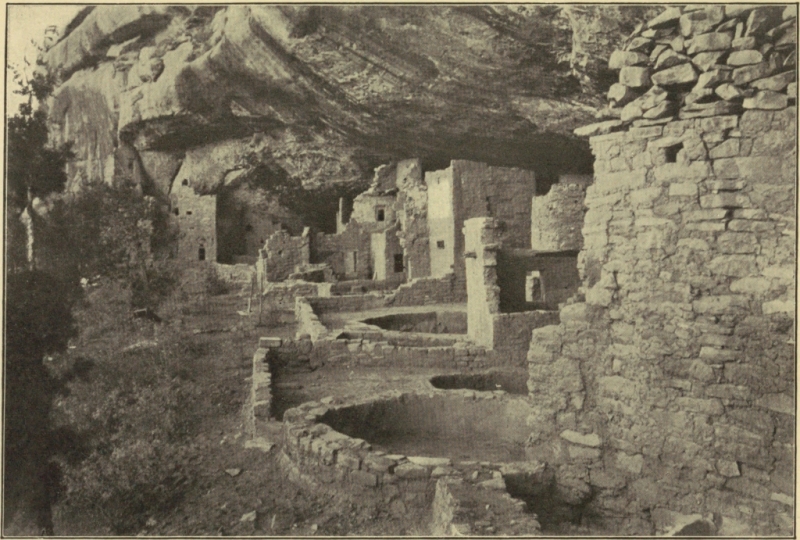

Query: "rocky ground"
<box><xmin>41</xmin><ymin>288</ymin><xmax>444</xmax><ymax>536</ymax></box>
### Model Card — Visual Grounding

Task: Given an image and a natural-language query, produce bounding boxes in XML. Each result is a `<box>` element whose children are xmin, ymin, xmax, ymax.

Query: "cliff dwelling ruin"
<box><xmin>10</xmin><ymin>2</ymin><xmax>797</xmax><ymax>537</ymax></box>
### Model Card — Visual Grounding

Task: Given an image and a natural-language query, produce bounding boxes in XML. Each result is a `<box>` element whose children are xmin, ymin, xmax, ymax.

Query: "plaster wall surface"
<box><xmin>464</xmin><ymin>218</ymin><xmax>500</xmax><ymax>349</ymax></box>
<box><xmin>426</xmin><ymin>167</ymin><xmax>456</xmax><ymax>278</ymax></box>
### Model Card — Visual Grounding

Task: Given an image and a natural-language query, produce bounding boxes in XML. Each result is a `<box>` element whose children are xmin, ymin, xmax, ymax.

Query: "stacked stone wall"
<box><xmin>312</xmin><ymin>221</ymin><xmax>372</xmax><ymax>280</ymax></box>
<box><xmin>261</xmin><ymin>281</ymin><xmax>329</xmax><ymax>309</ymax></box>
<box><xmin>260</xmin><ymin>335</ymin><xmax>493</xmax><ymax>373</ymax></box>
<box><xmin>262</xmin><ymin>228</ymin><xmax>310</xmax><ymax>282</ymax></box>
<box><xmin>386</xmin><ymin>274</ymin><xmax>466</xmax><ymax>306</ymax></box>
<box><xmin>396</xmin><ymin>159</ymin><xmax>431</xmax><ymax>279</ymax></box>
<box><xmin>531</xmin><ymin>183</ymin><xmax>586</xmax><ymax>251</ymax></box>
<box><xmin>526</xmin><ymin>10</ymin><xmax>796</xmax><ymax>529</ymax></box>
<box><xmin>171</xmin><ymin>179</ymin><xmax>217</xmax><ymax>263</ymax></box>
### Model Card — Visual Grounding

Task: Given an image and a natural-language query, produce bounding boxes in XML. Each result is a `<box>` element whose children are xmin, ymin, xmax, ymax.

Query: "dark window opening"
<box><xmin>129</xmin><ymin>161</ymin><xmax>134</xmax><ymax>171</ymax></box>
<box><xmin>245</xmin><ymin>224</ymin><xmax>253</xmax><ymax>232</ymax></box>
<box><xmin>665</xmin><ymin>143</ymin><xmax>683</xmax><ymax>163</ymax></box>
<box><xmin>376</xmin><ymin>207</ymin><xmax>385</xmax><ymax>222</ymax></box>
<box><xmin>173</xmin><ymin>208</ymin><xmax>179</xmax><ymax>216</ymax></box>
<box><xmin>394</xmin><ymin>254</ymin><xmax>404</xmax><ymax>273</ymax></box>
<box><xmin>182</xmin><ymin>179</ymin><xmax>189</xmax><ymax>186</ymax></box>
<box><xmin>437</xmin><ymin>240</ymin><xmax>445</xmax><ymax>249</ymax></box>
<box><xmin>198</xmin><ymin>247</ymin><xmax>206</xmax><ymax>261</ymax></box>
<box><xmin>186</xmin><ymin>210</ymin><xmax>193</xmax><ymax>215</ymax></box>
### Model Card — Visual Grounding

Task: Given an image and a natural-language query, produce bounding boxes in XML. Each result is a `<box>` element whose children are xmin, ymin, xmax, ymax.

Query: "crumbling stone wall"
<box><xmin>427</xmin><ymin>161</ymin><xmax>537</xmax><ymax>290</ymax></box>
<box><xmin>261</xmin><ymin>228</ymin><xmax>310</xmax><ymax>282</ymax></box>
<box><xmin>312</xmin><ymin>221</ymin><xmax>372</xmax><ymax>280</ymax></box>
<box><xmin>386</xmin><ymin>274</ymin><xmax>465</xmax><ymax>306</ymax></box>
<box><xmin>531</xmin><ymin>184</ymin><xmax>586</xmax><ymax>251</ymax></box>
<box><xmin>465</xmin><ymin>218</ymin><xmax>561</xmax><ymax>364</ymax></box>
<box><xmin>526</xmin><ymin>6</ymin><xmax>796</xmax><ymax>534</ymax></box>
<box><xmin>350</xmin><ymin>193</ymin><xmax>397</xmax><ymax>233</ymax></box>
<box><xmin>396</xmin><ymin>159</ymin><xmax>431</xmax><ymax>279</ymax></box>
<box><xmin>170</xmin><ymin>176</ymin><xmax>217</xmax><ymax>263</ymax></box>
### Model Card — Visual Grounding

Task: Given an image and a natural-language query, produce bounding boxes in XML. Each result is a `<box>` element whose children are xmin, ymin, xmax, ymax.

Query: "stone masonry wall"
<box><xmin>312</xmin><ymin>221</ymin><xmax>373</xmax><ymax>280</ymax></box>
<box><xmin>531</xmin><ymin>183</ymin><xmax>586</xmax><ymax>251</ymax></box>
<box><xmin>386</xmin><ymin>274</ymin><xmax>466</xmax><ymax>306</ymax></box>
<box><xmin>526</xmin><ymin>41</ymin><xmax>796</xmax><ymax>537</ymax></box>
<box><xmin>171</xmin><ymin>178</ymin><xmax>217</xmax><ymax>263</ymax></box>
<box><xmin>262</xmin><ymin>228</ymin><xmax>310</xmax><ymax>282</ymax></box>
<box><xmin>396</xmin><ymin>158</ymin><xmax>431</xmax><ymax>279</ymax></box>
<box><xmin>465</xmin><ymin>218</ymin><xmax>561</xmax><ymax>364</ymax></box>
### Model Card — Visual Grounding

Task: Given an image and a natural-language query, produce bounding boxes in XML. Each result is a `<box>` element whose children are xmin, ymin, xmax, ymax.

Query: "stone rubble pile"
<box><xmin>578</xmin><ymin>4</ymin><xmax>797</xmax><ymax>137</ymax></box>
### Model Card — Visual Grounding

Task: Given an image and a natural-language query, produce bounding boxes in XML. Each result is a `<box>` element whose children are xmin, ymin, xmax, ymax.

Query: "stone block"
<box><xmin>654</xmin><ymin>48</ymin><xmax>691</xmax><ymax>71</ymax></box>
<box><xmin>708</xmin><ymin>255</ymin><xmax>758</xmax><ymax>277</ymax></box>
<box><xmin>575</xmin><ymin>120</ymin><xmax>624</xmax><ymax>137</ymax></box>
<box><xmin>699</xmin><ymin>115</ymin><xmax>739</xmax><ymax>132</ymax></box>
<box><xmin>699</xmin><ymin>193</ymin><xmax>748</xmax><ymax>208</ymax></box>
<box><xmin>743</xmin><ymin>90</ymin><xmax>789</xmax><ymax>110</ymax></box>
<box><xmin>730</xmin><ymin>277</ymin><xmax>771</xmax><ymax>294</ymax></box>
<box><xmin>653</xmin><ymin>161</ymin><xmax>711</xmax><ymax>182</ymax></box>
<box><xmin>598</xmin><ymin>376</ymin><xmax>638</xmax><ymax>400</ymax></box>
<box><xmin>727</xmin><ymin>49</ymin><xmax>763</xmax><ymax>66</ymax></box>
<box><xmin>559</xmin><ymin>430</ymin><xmax>602</xmax><ymax>447</ymax></box>
<box><xmin>687</xmin><ymin>32</ymin><xmax>732</xmax><ymax>54</ymax></box>
<box><xmin>674</xmin><ymin>397</ymin><xmax>724</xmax><ymax>415</ymax></box>
<box><xmin>594</xmin><ymin>169</ymin><xmax>648</xmax><ymax>193</ymax></box>
<box><xmin>616</xmin><ymin>452</ymin><xmax>644</xmax><ymax>474</ymax></box>
<box><xmin>708</xmin><ymin>138</ymin><xmax>739</xmax><ymax>159</ymax></box>
<box><xmin>609</xmin><ymin>50</ymin><xmax>649</xmax><ymax>70</ymax></box>
<box><xmin>755</xmin><ymin>393</ymin><xmax>794</xmax><ymax>415</ymax></box>
<box><xmin>680</xmin><ymin>7</ymin><xmax>725</xmax><ymax>37</ymax></box>
<box><xmin>717</xmin><ymin>459</ymin><xmax>741</xmax><ymax>477</ymax></box>
<box><xmin>725</xmin><ymin>477</ymin><xmax>770</xmax><ymax>500</ymax></box>
<box><xmin>732</xmin><ymin>62</ymin><xmax>774</xmax><ymax>85</ymax></box>
<box><xmin>668</xmin><ymin>182</ymin><xmax>698</xmax><ymax>197</ymax></box>
<box><xmin>620</xmin><ymin>66</ymin><xmax>651</xmax><ymax>88</ymax></box>
<box><xmin>649</xmin><ymin>7</ymin><xmax>682</xmax><ymax>29</ymax></box>
<box><xmin>751</xmin><ymin>71</ymin><xmax>796</xmax><ymax>92</ymax></box>
<box><xmin>652</xmin><ymin>63</ymin><xmax>698</xmax><ymax>86</ymax></box>
<box><xmin>691</xmin><ymin>51</ymin><xmax>726</xmax><ymax>72</ymax></box>
<box><xmin>394</xmin><ymin>463</ymin><xmax>430</xmax><ymax>479</ymax></box>
<box><xmin>705</xmin><ymin>384</ymin><xmax>751</xmax><ymax>400</ymax></box>
<box><xmin>568</xmin><ymin>445</ymin><xmax>602</xmax><ymax>461</ymax></box>
<box><xmin>351</xmin><ymin>469</ymin><xmax>378</xmax><ymax>487</ymax></box>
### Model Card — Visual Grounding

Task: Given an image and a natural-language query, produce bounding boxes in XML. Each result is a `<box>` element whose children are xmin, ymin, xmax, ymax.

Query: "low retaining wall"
<box><xmin>263</xmin><ymin>280</ymin><xmax>331</xmax><ymax>311</ymax></box>
<box><xmin>307</xmin><ymin>294</ymin><xmax>387</xmax><ymax>314</ymax></box>
<box><xmin>387</xmin><ymin>274</ymin><xmax>466</xmax><ymax>306</ymax></box>
<box><xmin>281</xmin><ymin>391</ymin><xmax>548</xmax><ymax>535</ymax></box>
<box><xmin>493</xmin><ymin>311</ymin><xmax>560</xmax><ymax>363</ymax></box>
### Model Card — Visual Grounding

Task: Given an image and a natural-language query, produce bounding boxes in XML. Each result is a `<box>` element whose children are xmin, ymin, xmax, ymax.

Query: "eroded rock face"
<box><xmin>44</xmin><ymin>5</ymin><xmax>653</xmax><ymax>200</ymax></box>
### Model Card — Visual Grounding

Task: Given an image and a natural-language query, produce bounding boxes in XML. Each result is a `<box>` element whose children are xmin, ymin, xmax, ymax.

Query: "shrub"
<box><xmin>203</xmin><ymin>266</ymin><xmax>230</xmax><ymax>296</ymax></box>
<box><xmin>51</xmin><ymin>321</ymin><xmax>203</xmax><ymax>534</ymax></box>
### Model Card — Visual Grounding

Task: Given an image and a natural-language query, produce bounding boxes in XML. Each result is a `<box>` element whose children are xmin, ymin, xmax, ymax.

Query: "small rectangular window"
<box><xmin>436</xmin><ymin>240</ymin><xmax>445</xmax><ymax>249</ymax></box>
<box><xmin>526</xmin><ymin>271</ymin><xmax>543</xmax><ymax>303</ymax></box>
<box><xmin>198</xmin><ymin>247</ymin><xmax>206</xmax><ymax>261</ymax></box>
<box><xmin>394</xmin><ymin>254</ymin><xmax>404</xmax><ymax>273</ymax></box>
<box><xmin>186</xmin><ymin>210</ymin><xmax>193</xmax><ymax>215</ymax></box>
<box><xmin>376</xmin><ymin>207</ymin><xmax>385</xmax><ymax>222</ymax></box>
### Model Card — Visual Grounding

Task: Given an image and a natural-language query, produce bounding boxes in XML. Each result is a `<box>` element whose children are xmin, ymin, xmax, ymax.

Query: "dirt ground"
<box><xmin>48</xmin><ymin>291</ymin><xmax>442</xmax><ymax>536</ymax></box>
